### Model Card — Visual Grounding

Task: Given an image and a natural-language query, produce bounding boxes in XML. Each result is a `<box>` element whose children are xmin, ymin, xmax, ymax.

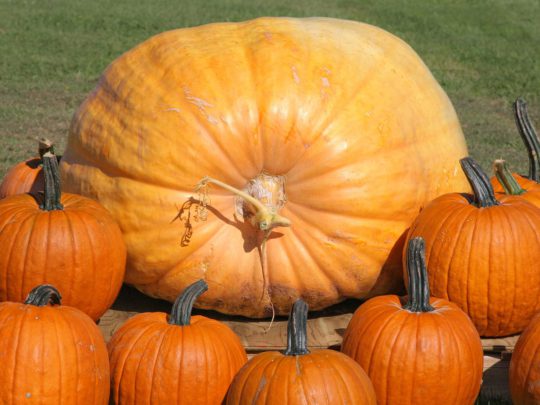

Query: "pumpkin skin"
<box><xmin>0</xmin><ymin>139</ymin><xmax>55</xmax><ymax>199</ymax></box>
<box><xmin>406</xmin><ymin>158</ymin><xmax>540</xmax><ymax>337</ymax></box>
<box><xmin>60</xmin><ymin>17</ymin><xmax>470</xmax><ymax>317</ymax></box>
<box><xmin>0</xmin><ymin>284</ymin><xmax>110</xmax><ymax>404</ymax></box>
<box><xmin>108</xmin><ymin>280</ymin><xmax>247</xmax><ymax>405</ymax></box>
<box><xmin>510</xmin><ymin>311</ymin><xmax>540</xmax><ymax>404</ymax></box>
<box><xmin>341</xmin><ymin>237</ymin><xmax>483</xmax><ymax>405</ymax></box>
<box><xmin>0</xmin><ymin>152</ymin><xmax>126</xmax><ymax>320</ymax></box>
<box><xmin>226</xmin><ymin>299</ymin><xmax>377</xmax><ymax>404</ymax></box>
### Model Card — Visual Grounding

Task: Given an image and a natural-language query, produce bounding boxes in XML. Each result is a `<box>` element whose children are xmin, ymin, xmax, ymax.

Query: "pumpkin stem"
<box><xmin>403</xmin><ymin>237</ymin><xmax>434</xmax><ymax>313</ymax></box>
<box><xmin>195</xmin><ymin>176</ymin><xmax>291</xmax><ymax>231</ymax></box>
<box><xmin>493</xmin><ymin>159</ymin><xmax>525</xmax><ymax>195</ymax></box>
<box><xmin>284</xmin><ymin>299</ymin><xmax>310</xmax><ymax>356</ymax></box>
<box><xmin>460</xmin><ymin>157</ymin><xmax>500</xmax><ymax>208</ymax></box>
<box><xmin>514</xmin><ymin>98</ymin><xmax>540</xmax><ymax>182</ymax></box>
<box><xmin>40</xmin><ymin>151</ymin><xmax>64</xmax><ymax>211</ymax></box>
<box><xmin>38</xmin><ymin>138</ymin><xmax>54</xmax><ymax>159</ymax></box>
<box><xmin>24</xmin><ymin>284</ymin><xmax>62</xmax><ymax>306</ymax></box>
<box><xmin>168</xmin><ymin>279</ymin><xmax>208</xmax><ymax>326</ymax></box>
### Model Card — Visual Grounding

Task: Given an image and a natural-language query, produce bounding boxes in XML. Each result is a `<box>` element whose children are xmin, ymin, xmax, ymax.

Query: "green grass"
<box><xmin>1</xmin><ymin>0</ymin><xmax>539</xmax><ymax>178</ymax></box>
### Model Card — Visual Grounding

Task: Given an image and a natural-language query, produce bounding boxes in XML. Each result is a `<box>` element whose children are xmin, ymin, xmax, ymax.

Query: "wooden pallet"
<box><xmin>101</xmin><ymin>285</ymin><xmax>518</xmax><ymax>403</ymax></box>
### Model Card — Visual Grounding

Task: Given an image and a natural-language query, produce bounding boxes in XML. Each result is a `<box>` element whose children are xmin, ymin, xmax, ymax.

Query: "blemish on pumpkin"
<box><xmin>25</xmin><ymin>393</ymin><xmax>31</xmax><ymax>398</ymax></box>
<box><xmin>253</xmin><ymin>376</ymin><xmax>267</xmax><ymax>401</ymax></box>
<box><xmin>165</xmin><ymin>107</ymin><xmax>181</xmax><ymax>113</ymax></box>
<box><xmin>321</xmin><ymin>77</ymin><xmax>330</xmax><ymax>87</ymax></box>
<box><xmin>291</xmin><ymin>66</ymin><xmax>300</xmax><ymax>84</ymax></box>
<box><xmin>295</xmin><ymin>356</ymin><xmax>302</xmax><ymax>376</ymax></box>
<box><xmin>264</xmin><ymin>31</ymin><xmax>272</xmax><ymax>41</ymax></box>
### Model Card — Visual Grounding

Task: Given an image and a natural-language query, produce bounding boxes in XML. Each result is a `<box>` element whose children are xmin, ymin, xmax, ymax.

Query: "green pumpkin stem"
<box><xmin>284</xmin><ymin>299</ymin><xmax>310</xmax><ymax>356</ymax></box>
<box><xmin>493</xmin><ymin>159</ymin><xmax>525</xmax><ymax>195</ymax></box>
<box><xmin>460</xmin><ymin>157</ymin><xmax>500</xmax><ymax>208</ymax></box>
<box><xmin>403</xmin><ymin>237</ymin><xmax>434</xmax><ymax>312</ymax></box>
<box><xmin>168</xmin><ymin>279</ymin><xmax>208</xmax><ymax>326</ymax></box>
<box><xmin>40</xmin><ymin>151</ymin><xmax>63</xmax><ymax>211</ymax></box>
<box><xmin>514</xmin><ymin>98</ymin><xmax>540</xmax><ymax>182</ymax></box>
<box><xmin>24</xmin><ymin>285</ymin><xmax>62</xmax><ymax>306</ymax></box>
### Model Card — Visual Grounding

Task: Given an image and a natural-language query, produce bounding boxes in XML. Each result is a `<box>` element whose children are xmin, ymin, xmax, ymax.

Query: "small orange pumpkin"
<box><xmin>0</xmin><ymin>151</ymin><xmax>126</xmax><ymax>320</ymax></box>
<box><xmin>509</xmin><ymin>311</ymin><xmax>540</xmax><ymax>404</ymax></box>
<box><xmin>491</xmin><ymin>98</ymin><xmax>540</xmax><ymax>193</ymax></box>
<box><xmin>406</xmin><ymin>157</ymin><xmax>540</xmax><ymax>337</ymax></box>
<box><xmin>108</xmin><ymin>279</ymin><xmax>247</xmax><ymax>404</ymax></box>
<box><xmin>0</xmin><ymin>138</ymin><xmax>54</xmax><ymax>199</ymax></box>
<box><xmin>341</xmin><ymin>237</ymin><xmax>483</xmax><ymax>405</ymax></box>
<box><xmin>226</xmin><ymin>299</ymin><xmax>377</xmax><ymax>404</ymax></box>
<box><xmin>0</xmin><ymin>284</ymin><xmax>110</xmax><ymax>404</ymax></box>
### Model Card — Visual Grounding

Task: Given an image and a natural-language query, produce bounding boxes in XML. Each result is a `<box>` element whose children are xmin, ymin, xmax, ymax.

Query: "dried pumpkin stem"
<box><xmin>403</xmin><ymin>237</ymin><xmax>434</xmax><ymax>313</ymax></box>
<box><xmin>195</xmin><ymin>176</ymin><xmax>291</xmax><ymax>231</ymax></box>
<box><xmin>284</xmin><ymin>299</ymin><xmax>310</xmax><ymax>356</ymax></box>
<box><xmin>493</xmin><ymin>159</ymin><xmax>525</xmax><ymax>195</ymax></box>
<box><xmin>514</xmin><ymin>98</ymin><xmax>540</xmax><ymax>182</ymax></box>
<box><xmin>460</xmin><ymin>157</ymin><xmax>500</xmax><ymax>208</ymax></box>
<box><xmin>24</xmin><ymin>284</ymin><xmax>62</xmax><ymax>306</ymax></box>
<box><xmin>169</xmin><ymin>279</ymin><xmax>208</xmax><ymax>326</ymax></box>
<box><xmin>40</xmin><ymin>151</ymin><xmax>64</xmax><ymax>211</ymax></box>
<box><xmin>38</xmin><ymin>138</ymin><xmax>54</xmax><ymax>159</ymax></box>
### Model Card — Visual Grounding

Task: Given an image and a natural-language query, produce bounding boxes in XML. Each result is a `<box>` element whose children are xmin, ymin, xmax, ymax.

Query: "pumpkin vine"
<box><xmin>168</xmin><ymin>279</ymin><xmax>208</xmax><ymax>326</ymax></box>
<box><xmin>515</xmin><ymin>98</ymin><xmax>540</xmax><ymax>182</ymax></box>
<box><xmin>403</xmin><ymin>237</ymin><xmax>434</xmax><ymax>313</ymax></box>
<box><xmin>24</xmin><ymin>284</ymin><xmax>62</xmax><ymax>307</ymax></box>
<box><xmin>284</xmin><ymin>299</ymin><xmax>310</xmax><ymax>356</ymax></box>
<box><xmin>460</xmin><ymin>157</ymin><xmax>500</xmax><ymax>208</ymax></box>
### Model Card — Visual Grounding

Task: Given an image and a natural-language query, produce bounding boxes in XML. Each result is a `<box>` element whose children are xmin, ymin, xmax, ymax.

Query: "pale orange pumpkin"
<box><xmin>60</xmin><ymin>17</ymin><xmax>470</xmax><ymax>317</ymax></box>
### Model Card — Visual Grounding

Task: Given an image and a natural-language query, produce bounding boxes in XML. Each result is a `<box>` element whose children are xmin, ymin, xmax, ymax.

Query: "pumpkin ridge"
<box><xmin>383</xmin><ymin>311</ymin><xmax>412</xmax><ymax>403</ymax></box>
<box><xmin>147</xmin><ymin>327</ymin><xmax>172</xmax><ymax>403</ymax></box>
<box><xmin>445</xmin><ymin>206</ymin><xmax>478</xmax><ymax>309</ymax></box>
<box><xmin>18</xmin><ymin>213</ymin><xmax>39</xmax><ymax>302</ymax></box>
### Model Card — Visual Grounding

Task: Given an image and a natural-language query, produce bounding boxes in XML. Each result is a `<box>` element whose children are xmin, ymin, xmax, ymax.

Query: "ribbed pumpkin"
<box><xmin>60</xmin><ymin>17</ymin><xmax>470</xmax><ymax>317</ymax></box>
<box><xmin>510</xmin><ymin>311</ymin><xmax>540</xmax><ymax>404</ymax></box>
<box><xmin>0</xmin><ymin>151</ymin><xmax>126</xmax><ymax>320</ymax></box>
<box><xmin>0</xmin><ymin>284</ymin><xmax>110</xmax><ymax>404</ymax></box>
<box><xmin>406</xmin><ymin>157</ymin><xmax>540</xmax><ymax>337</ymax></box>
<box><xmin>491</xmin><ymin>98</ymin><xmax>540</xmax><ymax>193</ymax></box>
<box><xmin>226</xmin><ymin>299</ymin><xmax>377</xmax><ymax>404</ymax></box>
<box><xmin>0</xmin><ymin>138</ymin><xmax>53</xmax><ymax>199</ymax></box>
<box><xmin>108</xmin><ymin>279</ymin><xmax>247</xmax><ymax>404</ymax></box>
<box><xmin>341</xmin><ymin>237</ymin><xmax>483</xmax><ymax>405</ymax></box>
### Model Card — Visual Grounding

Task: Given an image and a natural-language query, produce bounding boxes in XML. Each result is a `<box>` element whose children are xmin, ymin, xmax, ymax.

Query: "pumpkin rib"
<box><xmin>58</xmin><ymin>308</ymin><xmax>82</xmax><ymax>401</ymax></box>
<box><xmin>147</xmin><ymin>327</ymin><xmax>172</xmax><ymax>403</ymax></box>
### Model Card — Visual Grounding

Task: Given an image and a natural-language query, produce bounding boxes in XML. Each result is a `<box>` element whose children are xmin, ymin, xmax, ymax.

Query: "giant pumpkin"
<box><xmin>60</xmin><ymin>17</ymin><xmax>470</xmax><ymax>317</ymax></box>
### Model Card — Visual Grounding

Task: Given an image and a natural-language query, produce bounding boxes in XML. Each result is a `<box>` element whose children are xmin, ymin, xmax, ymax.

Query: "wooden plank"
<box><xmin>99</xmin><ymin>285</ymin><xmax>521</xmax><ymax>354</ymax></box>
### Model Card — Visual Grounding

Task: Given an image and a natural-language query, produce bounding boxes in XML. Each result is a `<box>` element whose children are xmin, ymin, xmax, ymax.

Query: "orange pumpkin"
<box><xmin>341</xmin><ymin>237</ymin><xmax>483</xmax><ymax>405</ymax></box>
<box><xmin>0</xmin><ymin>138</ymin><xmax>54</xmax><ymax>199</ymax></box>
<box><xmin>0</xmin><ymin>151</ymin><xmax>126</xmax><ymax>320</ymax></box>
<box><xmin>108</xmin><ymin>279</ymin><xmax>247</xmax><ymax>404</ymax></box>
<box><xmin>0</xmin><ymin>284</ymin><xmax>110</xmax><ymax>404</ymax></box>
<box><xmin>510</xmin><ymin>311</ymin><xmax>540</xmax><ymax>404</ymax></box>
<box><xmin>406</xmin><ymin>157</ymin><xmax>540</xmax><ymax>336</ymax></box>
<box><xmin>226</xmin><ymin>299</ymin><xmax>377</xmax><ymax>404</ymax></box>
<box><xmin>491</xmin><ymin>98</ymin><xmax>540</xmax><ymax>193</ymax></box>
<box><xmin>60</xmin><ymin>17</ymin><xmax>470</xmax><ymax>317</ymax></box>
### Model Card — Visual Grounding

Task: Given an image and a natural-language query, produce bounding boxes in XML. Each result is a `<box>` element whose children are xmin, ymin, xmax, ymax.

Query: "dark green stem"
<box><xmin>403</xmin><ymin>237</ymin><xmax>434</xmax><ymax>312</ymax></box>
<box><xmin>24</xmin><ymin>285</ymin><xmax>62</xmax><ymax>306</ymax></box>
<box><xmin>460</xmin><ymin>157</ymin><xmax>500</xmax><ymax>207</ymax></box>
<box><xmin>514</xmin><ymin>98</ymin><xmax>540</xmax><ymax>182</ymax></box>
<box><xmin>284</xmin><ymin>299</ymin><xmax>310</xmax><ymax>356</ymax></box>
<box><xmin>493</xmin><ymin>159</ymin><xmax>525</xmax><ymax>195</ymax></box>
<box><xmin>168</xmin><ymin>279</ymin><xmax>208</xmax><ymax>326</ymax></box>
<box><xmin>39</xmin><ymin>151</ymin><xmax>63</xmax><ymax>211</ymax></box>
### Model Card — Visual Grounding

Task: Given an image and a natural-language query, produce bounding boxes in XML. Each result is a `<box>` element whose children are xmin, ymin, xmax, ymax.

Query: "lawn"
<box><xmin>1</xmin><ymin>1</ymin><xmax>539</xmax><ymax>403</ymax></box>
<box><xmin>1</xmin><ymin>0</ymin><xmax>539</xmax><ymax>179</ymax></box>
